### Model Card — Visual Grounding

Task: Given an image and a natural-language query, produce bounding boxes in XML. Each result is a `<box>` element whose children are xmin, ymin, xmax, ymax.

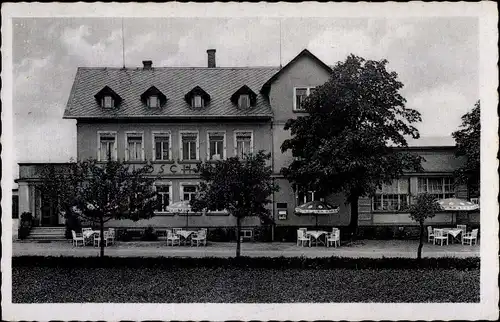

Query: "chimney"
<box><xmin>142</xmin><ymin>60</ymin><xmax>153</xmax><ymax>69</ymax></box>
<box><xmin>207</xmin><ymin>49</ymin><xmax>216</xmax><ymax>68</ymax></box>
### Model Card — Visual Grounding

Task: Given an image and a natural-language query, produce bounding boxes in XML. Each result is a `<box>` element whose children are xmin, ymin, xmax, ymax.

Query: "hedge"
<box><xmin>13</xmin><ymin>255</ymin><xmax>480</xmax><ymax>270</ymax></box>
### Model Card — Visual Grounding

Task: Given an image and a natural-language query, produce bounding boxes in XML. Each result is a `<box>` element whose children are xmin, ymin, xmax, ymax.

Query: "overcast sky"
<box><xmin>12</xmin><ymin>17</ymin><xmax>478</xmax><ymax>179</ymax></box>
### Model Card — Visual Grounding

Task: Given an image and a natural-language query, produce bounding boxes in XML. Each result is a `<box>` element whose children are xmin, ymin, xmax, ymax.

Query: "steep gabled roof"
<box><xmin>94</xmin><ymin>85</ymin><xmax>123</xmax><ymax>105</ymax></box>
<box><xmin>261</xmin><ymin>49</ymin><xmax>332</xmax><ymax>96</ymax></box>
<box><xmin>230</xmin><ymin>85</ymin><xmax>257</xmax><ymax>106</ymax></box>
<box><xmin>64</xmin><ymin>66</ymin><xmax>279</xmax><ymax>120</ymax></box>
<box><xmin>184</xmin><ymin>85</ymin><xmax>211</xmax><ymax>105</ymax></box>
<box><xmin>140</xmin><ymin>86</ymin><xmax>167</xmax><ymax>106</ymax></box>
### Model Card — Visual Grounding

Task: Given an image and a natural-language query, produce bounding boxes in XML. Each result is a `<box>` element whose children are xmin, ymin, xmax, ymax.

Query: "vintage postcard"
<box><xmin>1</xmin><ymin>2</ymin><xmax>498</xmax><ymax>321</ymax></box>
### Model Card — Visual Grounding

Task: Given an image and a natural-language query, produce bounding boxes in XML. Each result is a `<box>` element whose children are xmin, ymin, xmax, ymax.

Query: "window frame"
<box><xmin>234</xmin><ymin>130</ymin><xmax>254</xmax><ymax>159</ymax></box>
<box><xmin>238</xmin><ymin>94</ymin><xmax>250</xmax><ymax>109</ymax></box>
<box><xmin>295</xmin><ymin>186</ymin><xmax>316</xmax><ymax>206</ymax></box>
<box><xmin>180</xmin><ymin>182</ymin><xmax>199</xmax><ymax>202</ymax></box>
<box><xmin>154</xmin><ymin>181</ymin><xmax>173</xmax><ymax>214</ymax></box>
<box><xmin>152</xmin><ymin>131</ymin><xmax>172</xmax><ymax>161</ymax></box>
<box><xmin>293</xmin><ymin>86</ymin><xmax>316</xmax><ymax>112</ymax></box>
<box><xmin>207</xmin><ymin>131</ymin><xmax>227</xmax><ymax>160</ymax></box>
<box><xmin>372</xmin><ymin>178</ymin><xmax>410</xmax><ymax>212</ymax></box>
<box><xmin>417</xmin><ymin>177</ymin><xmax>455</xmax><ymax>200</ymax></box>
<box><xmin>124</xmin><ymin>131</ymin><xmax>145</xmax><ymax>162</ymax></box>
<box><xmin>147</xmin><ymin>95</ymin><xmax>160</xmax><ymax>108</ymax></box>
<box><xmin>179</xmin><ymin>130</ymin><xmax>200</xmax><ymax>161</ymax></box>
<box><xmin>102</xmin><ymin>95</ymin><xmax>115</xmax><ymax>108</ymax></box>
<box><xmin>191</xmin><ymin>95</ymin><xmax>204</xmax><ymax>108</ymax></box>
<box><xmin>97</xmin><ymin>131</ymin><xmax>117</xmax><ymax>161</ymax></box>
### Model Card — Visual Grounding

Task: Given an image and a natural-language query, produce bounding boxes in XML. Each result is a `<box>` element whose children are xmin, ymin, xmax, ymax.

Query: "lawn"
<box><xmin>13</xmin><ymin>266</ymin><xmax>479</xmax><ymax>303</ymax></box>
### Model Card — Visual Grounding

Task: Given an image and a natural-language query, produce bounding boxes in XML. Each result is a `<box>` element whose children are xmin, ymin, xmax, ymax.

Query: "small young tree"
<box><xmin>452</xmin><ymin>100</ymin><xmax>480</xmax><ymax>197</ymax></box>
<box><xmin>409</xmin><ymin>193</ymin><xmax>442</xmax><ymax>260</ymax></box>
<box><xmin>191</xmin><ymin>151</ymin><xmax>278</xmax><ymax>257</ymax></box>
<box><xmin>39</xmin><ymin>159</ymin><xmax>158</xmax><ymax>257</ymax></box>
<box><xmin>281</xmin><ymin>54</ymin><xmax>423</xmax><ymax>239</ymax></box>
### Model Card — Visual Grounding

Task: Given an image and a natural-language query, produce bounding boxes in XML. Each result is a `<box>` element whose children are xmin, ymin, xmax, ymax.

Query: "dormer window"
<box><xmin>238</xmin><ymin>94</ymin><xmax>250</xmax><ymax>109</ymax></box>
<box><xmin>141</xmin><ymin>86</ymin><xmax>167</xmax><ymax>108</ymax></box>
<box><xmin>102</xmin><ymin>96</ymin><xmax>114</xmax><ymax>108</ymax></box>
<box><xmin>192</xmin><ymin>95</ymin><xmax>203</xmax><ymax>108</ymax></box>
<box><xmin>230</xmin><ymin>85</ymin><xmax>257</xmax><ymax>109</ymax></box>
<box><xmin>185</xmin><ymin>86</ymin><xmax>210</xmax><ymax>108</ymax></box>
<box><xmin>95</xmin><ymin>86</ymin><xmax>122</xmax><ymax>109</ymax></box>
<box><xmin>148</xmin><ymin>95</ymin><xmax>159</xmax><ymax>108</ymax></box>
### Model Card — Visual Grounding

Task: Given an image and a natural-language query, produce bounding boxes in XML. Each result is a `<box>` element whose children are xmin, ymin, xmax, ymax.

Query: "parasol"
<box><xmin>295</xmin><ymin>200</ymin><xmax>340</xmax><ymax>227</ymax></box>
<box><xmin>166</xmin><ymin>201</ymin><xmax>193</xmax><ymax>227</ymax></box>
<box><xmin>437</xmin><ymin>198</ymin><xmax>479</xmax><ymax>225</ymax></box>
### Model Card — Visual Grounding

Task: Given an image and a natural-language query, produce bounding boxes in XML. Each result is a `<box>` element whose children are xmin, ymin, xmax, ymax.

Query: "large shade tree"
<box><xmin>281</xmin><ymin>54</ymin><xmax>423</xmax><ymax>239</ymax></box>
<box><xmin>452</xmin><ymin>100</ymin><xmax>480</xmax><ymax>197</ymax></box>
<box><xmin>190</xmin><ymin>151</ymin><xmax>278</xmax><ymax>257</ymax></box>
<box><xmin>39</xmin><ymin>159</ymin><xmax>158</xmax><ymax>257</ymax></box>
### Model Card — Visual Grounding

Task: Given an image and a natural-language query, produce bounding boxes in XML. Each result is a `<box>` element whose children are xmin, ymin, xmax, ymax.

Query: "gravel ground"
<box><xmin>12</xmin><ymin>266</ymin><xmax>479</xmax><ymax>303</ymax></box>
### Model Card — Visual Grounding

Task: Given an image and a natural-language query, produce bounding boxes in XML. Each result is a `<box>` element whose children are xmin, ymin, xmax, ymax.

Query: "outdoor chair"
<box><xmin>433</xmin><ymin>229</ymin><xmax>448</xmax><ymax>246</ymax></box>
<box><xmin>93</xmin><ymin>231</ymin><xmax>109</xmax><ymax>247</ymax></box>
<box><xmin>297</xmin><ymin>229</ymin><xmax>310</xmax><ymax>247</ymax></box>
<box><xmin>462</xmin><ymin>228</ymin><xmax>478</xmax><ymax>246</ymax></box>
<box><xmin>191</xmin><ymin>230</ymin><xmax>207</xmax><ymax>247</ymax></box>
<box><xmin>457</xmin><ymin>225</ymin><xmax>467</xmax><ymax>241</ymax></box>
<box><xmin>327</xmin><ymin>230</ymin><xmax>340</xmax><ymax>248</ymax></box>
<box><xmin>298</xmin><ymin>228</ymin><xmax>307</xmax><ymax>235</ymax></box>
<box><xmin>107</xmin><ymin>228</ymin><xmax>116</xmax><ymax>244</ymax></box>
<box><xmin>172</xmin><ymin>228</ymin><xmax>182</xmax><ymax>235</ymax></box>
<box><xmin>71</xmin><ymin>230</ymin><xmax>85</xmax><ymax>247</ymax></box>
<box><xmin>427</xmin><ymin>226</ymin><xmax>435</xmax><ymax>243</ymax></box>
<box><xmin>166</xmin><ymin>230</ymin><xmax>180</xmax><ymax>246</ymax></box>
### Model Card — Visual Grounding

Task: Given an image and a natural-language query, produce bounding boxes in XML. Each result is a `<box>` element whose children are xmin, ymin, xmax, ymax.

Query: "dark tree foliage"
<box><xmin>39</xmin><ymin>159</ymin><xmax>158</xmax><ymax>257</ymax></box>
<box><xmin>281</xmin><ymin>55</ymin><xmax>423</xmax><ymax>238</ymax></box>
<box><xmin>452</xmin><ymin>100</ymin><xmax>480</xmax><ymax>197</ymax></box>
<box><xmin>409</xmin><ymin>193</ymin><xmax>442</xmax><ymax>260</ymax></box>
<box><xmin>191</xmin><ymin>151</ymin><xmax>279</xmax><ymax>257</ymax></box>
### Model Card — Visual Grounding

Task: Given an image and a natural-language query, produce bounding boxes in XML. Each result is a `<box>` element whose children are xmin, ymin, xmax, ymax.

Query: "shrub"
<box><xmin>12</xmin><ymin>255</ymin><xmax>480</xmax><ymax>270</ymax></box>
<box><xmin>140</xmin><ymin>226</ymin><xmax>158</xmax><ymax>241</ymax></box>
<box><xmin>20</xmin><ymin>212</ymin><xmax>33</xmax><ymax>225</ymax></box>
<box><xmin>117</xmin><ymin>229</ymin><xmax>133</xmax><ymax>242</ymax></box>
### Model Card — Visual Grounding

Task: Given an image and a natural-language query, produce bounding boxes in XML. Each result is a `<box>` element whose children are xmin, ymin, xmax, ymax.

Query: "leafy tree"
<box><xmin>39</xmin><ymin>159</ymin><xmax>158</xmax><ymax>257</ymax></box>
<box><xmin>191</xmin><ymin>151</ymin><xmax>278</xmax><ymax>257</ymax></box>
<box><xmin>281</xmin><ymin>55</ymin><xmax>423</xmax><ymax>239</ymax></box>
<box><xmin>452</xmin><ymin>100</ymin><xmax>480</xmax><ymax>197</ymax></box>
<box><xmin>409</xmin><ymin>193</ymin><xmax>442</xmax><ymax>260</ymax></box>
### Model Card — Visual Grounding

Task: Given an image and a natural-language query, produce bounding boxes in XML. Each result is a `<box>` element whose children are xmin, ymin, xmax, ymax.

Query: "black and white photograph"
<box><xmin>1</xmin><ymin>2</ymin><xmax>498</xmax><ymax>321</ymax></box>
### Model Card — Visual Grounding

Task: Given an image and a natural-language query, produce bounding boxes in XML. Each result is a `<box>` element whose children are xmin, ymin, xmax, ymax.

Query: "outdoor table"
<box><xmin>82</xmin><ymin>230</ymin><xmax>98</xmax><ymax>245</ymax></box>
<box><xmin>306</xmin><ymin>230</ymin><xmax>328</xmax><ymax>247</ymax></box>
<box><xmin>442</xmin><ymin>228</ymin><xmax>463</xmax><ymax>243</ymax></box>
<box><xmin>176</xmin><ymin>230</ymin><xmax>197</xmax><ymax>245</ymax></box>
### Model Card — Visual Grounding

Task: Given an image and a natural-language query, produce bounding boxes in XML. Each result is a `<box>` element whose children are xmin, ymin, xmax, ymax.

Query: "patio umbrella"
<box><xmin>295</xmin><ymin>200</ymin><xmax>340</xmax><ymax>227</ymax></box>
<box><xmin>436</xmin><ymin>198</ymin><xmax>479</xmax><ymax>225</ymax></box>
<box><xmin>166</xmin><ymin>201</ymin><xmax>192</xmax><ymax>228</ymax></box>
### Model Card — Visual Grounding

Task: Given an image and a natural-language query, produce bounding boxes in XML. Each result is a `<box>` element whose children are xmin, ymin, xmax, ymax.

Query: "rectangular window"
<box><xmin>153</xmin><ymin>133</ymin><xmax>171</xmax><ymax>161</ymax></box>
<box><xmin>98</xmin><ymin>132</ymin><xmax>117</xmax><ymax>161</ymax></box>
<box><xmin>148</xmin><ymin>96</ymin><xmax>159</xmax><ymax>108</ymax></box>
<box><xmin>192</xmin><ymin>95</ymin><xmax>203</xmax><ymax>108</ymax></box>
<box><xmin>296</xmin><ymin>187</ymin><xmax>316</xmax><ymax>206</ymax></box>
<box><xmin>181</xmin><ymin>132</ymin><xmax>199</xmax><ymax>161</ymax></box>
<box><xmin>238</xmin><ymin>94</ymin><xmax>250</xmax><ymax>109</ymax></box>
<box><xmin>126</xmin><ymin>133</ymin><xmax>144</xmax><ymax>161</ymax></box>
<box><xmin>208</xmin><ymin>132</ymin><xmax>225</xmax><ymax>160</ymax></box>
<box><xmin>102</xmin><ymin>96</ymin><xmax>114</xmax><ymax>108</ymax></box>
<box><xmin>373</xmin><ymin>178</ymin><xmax>410</xmax><ymax>211</ymax></box>
<box><xmin>235</xmin><ymin>131</ymin><xmax>253</xmax><ymax>159</ymax></box>
<box><xmin>417</xmin><ymin>177</ymin><xmax>455</xmax><ymax>199</ymax></box>
<box><xmin>156</xmin><ymin>184</ymin><xmax>171</xmax><ymax>212</ymax></box>
<box><xmin>294</xmin><ymin>87</ymin><xmax>315</xmax><ymax>111</ymax></box>
<box><xmin>181</xmin><ymin>184</ymin><xmax>198</xmax><ymax>201</ymax></box>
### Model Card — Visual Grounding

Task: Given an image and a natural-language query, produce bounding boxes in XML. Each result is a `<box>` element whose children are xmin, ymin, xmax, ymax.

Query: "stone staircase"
<box><xmin>25</xmin><ymin>227</ymin><xmax>67</xmax><ymax>241</ymax></box>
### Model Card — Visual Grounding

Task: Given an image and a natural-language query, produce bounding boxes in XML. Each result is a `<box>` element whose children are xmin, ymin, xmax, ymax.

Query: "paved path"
<box><xmin>13</xmin><ymin>239</ymin><xmax>480</xmax><ymax>258</ymax></box>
